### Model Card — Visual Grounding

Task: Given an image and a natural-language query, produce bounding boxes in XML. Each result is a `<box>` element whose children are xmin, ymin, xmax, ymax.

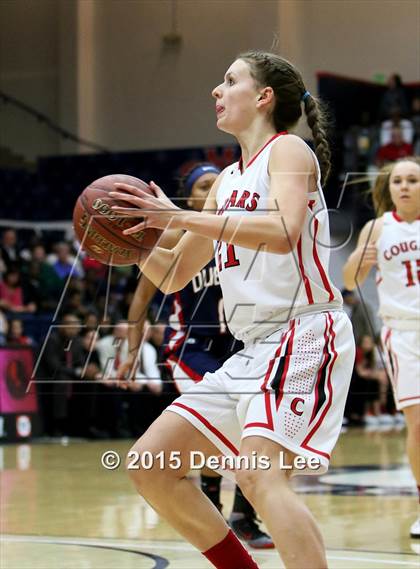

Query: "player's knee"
<box><xmin>235</xmin><ymin>469</ymin><xmax>261</xmax><ymax>502</ymax></box>
<box><xmin>126</xmin><ymin>440</ymin><xmax>160</xmax><ymax>490</ymax></box>
<box><xmin>126</xmin><ymin>438</ymin><xmax>183</xmax><ymax>493</ymax></box>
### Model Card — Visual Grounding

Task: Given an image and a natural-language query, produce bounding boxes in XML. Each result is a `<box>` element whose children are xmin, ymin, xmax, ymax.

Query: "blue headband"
<box><xmin>302</xmin><ymin>91</ymin><xmax>311</xmax><ymax>102</ymax></box>
<box><xmin>184</xmin><ymin>164</ymin><xmax>221</xmax><ymax>195</ymax></box>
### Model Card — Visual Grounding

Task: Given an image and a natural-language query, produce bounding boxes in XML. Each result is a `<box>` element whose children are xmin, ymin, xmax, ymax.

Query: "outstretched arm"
<box><xmin>111</xmin><ymin>136</ymin><xmax>313</xmax><ymax>259</ymax></box>
<box><xmin>112</xmin><ymin>175</ymin><xmax>222</xmax><ymax>294</ymax></box>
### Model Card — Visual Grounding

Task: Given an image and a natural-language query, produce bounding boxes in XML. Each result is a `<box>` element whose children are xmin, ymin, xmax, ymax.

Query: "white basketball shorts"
<box><xmin>166</xmin><ymin>310</ymin><xmax>355</xmax><ymax>478</ymax></box>
<box><xmin>381</xmin><ymin>326</ymin><xmax>420</xmax><ymax>410</ymax></box>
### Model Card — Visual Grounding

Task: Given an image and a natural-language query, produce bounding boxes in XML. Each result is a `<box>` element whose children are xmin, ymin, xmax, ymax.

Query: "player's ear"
<box><xmin>257</xmin><ymin>87</ymin><xmax>274</xmax><ymax>106</ymax></box>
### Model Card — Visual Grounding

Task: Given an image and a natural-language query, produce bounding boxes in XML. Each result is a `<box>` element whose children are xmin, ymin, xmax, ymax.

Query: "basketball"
<box><xmin>73</xmin><ymin>174</ymin><xmax>161</xmax><ymax>266</ymax></box>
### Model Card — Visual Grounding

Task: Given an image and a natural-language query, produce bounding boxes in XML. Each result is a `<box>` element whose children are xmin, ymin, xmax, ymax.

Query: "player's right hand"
<box><xmin>359</xmin><ymin>242</ymin><xmax>378</xmax><ymax>269</ymax></box>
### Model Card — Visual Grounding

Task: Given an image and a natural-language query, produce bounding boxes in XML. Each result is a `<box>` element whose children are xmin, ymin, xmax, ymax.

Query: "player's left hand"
<box><xmin>109</xmin><ymin>181</ymin><xmax>183</xmax><ymax>234</ymax></box>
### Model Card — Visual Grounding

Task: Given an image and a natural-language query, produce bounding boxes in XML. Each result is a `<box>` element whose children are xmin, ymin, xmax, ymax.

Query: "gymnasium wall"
<box><xmin>0</xmin><ymin>0</ymin><xmax>418</xmax><ymax>160</ymax></box>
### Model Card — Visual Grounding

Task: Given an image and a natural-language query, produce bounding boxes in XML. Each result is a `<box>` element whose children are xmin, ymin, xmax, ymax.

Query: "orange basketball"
<box><xmin>73</xmin><ymin>174</ymin><xmax>161</xmax><ymax>266</ymax></box>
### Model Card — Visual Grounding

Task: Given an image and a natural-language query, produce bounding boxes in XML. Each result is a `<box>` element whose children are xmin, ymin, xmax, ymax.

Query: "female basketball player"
<box><xmin>117</xmin><ymin>162</ymin><xmax>274</xmax><ymax>548</ymax></box>
<box><xmin>343</xmin><ymin>157</ymin><xmax>420</xmax><ymax>539</ymax></box>
<box><xmin>110</xmin><ymin>51</ymin><xmax>355</xmax><ymax>568</ymax></box>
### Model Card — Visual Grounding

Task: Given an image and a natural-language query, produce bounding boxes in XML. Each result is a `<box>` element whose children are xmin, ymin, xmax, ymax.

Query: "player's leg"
<box><xmin>127</xmin><ymin>411</ymin><xmax>227</xmax><ymax>550</ymax></box>
<box><xmin>169</xmin><ymin>338</ymin><xmax>274</xmax><ymax>547</ymax></box>
<box><xmin>234</xmin><ymin>311</ymin><xmax>354</xmax><ymax>566</ymax></box>
<box><xmin>382</xmin><ymin>327</ymin><xmax>420</xmax><ymax>537</ymax></box>
<box><xmin>402</xmin><ymin>403</ymin><xmax>420</xmax><ymax>538</ymax></box>
<box><xmin>128</xmin><ymin>396</ymin><xmax>259</xmax><ymax>568</ymax></box>
<box><xmin>236</xmin><ymin>436</ymin><xmax>327</xmax><ymax>568</ymax></box>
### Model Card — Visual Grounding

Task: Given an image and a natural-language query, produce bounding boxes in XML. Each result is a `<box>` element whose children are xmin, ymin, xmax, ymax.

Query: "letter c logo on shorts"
<box><xmin>291</xmin><ymin>397</ymin><xmax>304</xmax><ymax>416</ymax></box>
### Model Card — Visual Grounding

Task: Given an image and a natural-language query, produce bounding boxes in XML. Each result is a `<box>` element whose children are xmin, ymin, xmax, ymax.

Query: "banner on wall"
<box><xmin>0</xmin><ymin>348</ymin><xmax>39</xmax><ymax>440</ymax></box>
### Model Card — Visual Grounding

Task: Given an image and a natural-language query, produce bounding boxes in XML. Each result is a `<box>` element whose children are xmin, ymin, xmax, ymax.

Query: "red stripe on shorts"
<box><xmin>300</xmin><ymin>312</ymin><xmax>338</xmax><ymax>460</ymax></box>
<box><xmin>260</xmin><ymin>320</ymin><xmax>294</xmax><ymax>392</ymax></box>
<box><xmin>275</xmin><ymin>320</ymin><xmax>297</xmax><ymax>411</ymax></box>
<box><xmin>171</xmin><ymin>402</ymin><xmax>239</xmax><ymax>455</ymax></box>
<box><xmin>309</xmin><ymin>315</ymin><xmax>330</xmax><ymax>425</ymax></box>
<box><xmin>244</xmin><ymin>391</ymin><xmax>274</xmax><ymax>431</ymax></box>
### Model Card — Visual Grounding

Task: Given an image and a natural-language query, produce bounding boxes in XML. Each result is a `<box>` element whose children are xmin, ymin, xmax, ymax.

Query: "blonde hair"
<box><xmin>371</xmin><ymin>157</ymin><xmax>420</xmax><ymax>217</ymax></box>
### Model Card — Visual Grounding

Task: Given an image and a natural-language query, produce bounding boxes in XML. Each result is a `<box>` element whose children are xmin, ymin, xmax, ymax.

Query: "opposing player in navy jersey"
<box><xmin>111</xmin><ymin>51</ymin><xmax>355</xmax><ymax>568</ymax></box>
<box><xmin>344</xmin><ymin>157</ymin><xmax>420</xmax><ymax>539</ymax></box>
<box><xmin>117</xmin><ymin>163</ymin><xmax>274</xmax><ymax>549</ymax></box>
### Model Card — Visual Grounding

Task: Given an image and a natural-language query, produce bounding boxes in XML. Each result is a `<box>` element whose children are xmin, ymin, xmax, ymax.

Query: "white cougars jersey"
<box><xmin>376</xmin><ymin>211</ymin><xmax>420</xmax><ymax>329</ymax></box>
<box><xmin>214</xmin><ymin>133</ymin><xmax>342</xmax><ymax>342</ymax></box>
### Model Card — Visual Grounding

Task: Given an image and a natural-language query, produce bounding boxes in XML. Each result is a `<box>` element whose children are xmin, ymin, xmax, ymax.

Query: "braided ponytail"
<box><xmin>238</xmin><ymin>50</ymin><xmax>332</xmax><ymax>186</ymax></box>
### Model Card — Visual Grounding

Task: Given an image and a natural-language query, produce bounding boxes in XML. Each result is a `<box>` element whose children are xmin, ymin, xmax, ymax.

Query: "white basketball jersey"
<box><xmin>376</xmin><ymin>211</ymin><xmax>420</xmax><ymax>329</ymax></box>
<box><xmin>214</xmin><ymin>133</ymin><xmax>342</xmax><ymax>342</ymax></box>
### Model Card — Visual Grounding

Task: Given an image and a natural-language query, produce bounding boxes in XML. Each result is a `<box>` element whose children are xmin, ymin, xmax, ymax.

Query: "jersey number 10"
<box><xmin>402</xmin><ymin>259</ymin><xmax>420</xmax><ymax>287</ymax></box>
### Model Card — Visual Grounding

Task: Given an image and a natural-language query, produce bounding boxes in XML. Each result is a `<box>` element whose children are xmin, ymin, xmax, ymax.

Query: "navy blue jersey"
<box><xmin>167</xmin><ymin>260</ymin><xmax>222</xmax><ymax>338</ymax></box>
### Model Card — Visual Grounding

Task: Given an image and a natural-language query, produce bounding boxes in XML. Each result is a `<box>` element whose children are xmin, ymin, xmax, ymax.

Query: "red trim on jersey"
<box><xmin>244</xmin><ymin>391</ymin><xmax>274</xmax><ymax>430</ymax></box>
<box><xmin>300</xmin><ymin>313</ymin><xmax>338</xmax><ymax>460</ymax></box>
<box><xmin>275</xmin><ymin>320</ymin><xmax>297</xmax><ymax>410</ymax></box>
<box><xmin>238</xmin><ymin>131</ymin><xmax>288</xmax><ymax>173</ymax></box>
<box><xmin>309</xmin><ymin>316</ymin><xmax>330</xmax><ymax>425</ymax></box>
<box><xmin>392</xmin><ymin>211</ymin><xmax>420</xmax><ymax>222</ymax></box>
<box><xmin>312</xmin><ymin>217</ymin><xmax>335</xmax><ymax>302</ymax></box>
<box><xmin>297</xmin><ymin>237</ymin><xmax>314</xmax><ymax>304</ymax></box>
<box><xmin>171</xmin><ymin>402</ymin><xmax>239</xmax><ymax>455</ymax></box>
<box><xmin>167</xmin><ymin>354</ymin><xmax>203</xmax><ymax>383</ymax></box>
<box><xmin>392</xmin><ymin>211</ymin><xmax>403</xmax><ymax>223</ymax></box>
<box><xmin>260</xmin><ymin>321</ymin><xmax>294</xmax><ymax>391</ymax></box>
<box><xmin>399</xmin><ymin>395</ymin><xmax>420</xmax><ymax>403</ymax></box>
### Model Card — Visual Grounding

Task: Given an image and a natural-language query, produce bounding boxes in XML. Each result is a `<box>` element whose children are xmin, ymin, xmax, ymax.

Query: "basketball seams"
<box><xmin>80</xmin><ymin>193</ymin><xmax>147</xmax><ymax>250</ymax></box>
<box><xmin>73</xmin><ymin>174</ymin><xmax>161</xmax><ymax>266</ymax></box>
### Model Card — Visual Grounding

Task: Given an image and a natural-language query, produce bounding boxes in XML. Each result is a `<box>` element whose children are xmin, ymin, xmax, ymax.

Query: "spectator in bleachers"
<box><xmin>36</xmin><ymin>313</ymin><xmax>83</xmax><ymax>436</ymax></box>
<box><xmin>411</xmin><ymin>95</ymin><xmax>420</xmax><ymax>155</ymax></box>
<box><xmin>80</xmin><ymin>254</ymin><xmax>107</xmax><ymax>279</ymax></box>
<box><xmin>379</xmin><ymin>106</ymin><xmax>414</xmax><ymax>146</ymax></box>
<box><xmin>84</xmin><ymin>311</ymin><xmax>99</xmax><ymax>332</ymax></box>
<box><xmin>379</xmin><ymin>73</ymin><xmax>409</xmax><ymax>119</ymax></box>
<box><xmin>375</xmin><ymin>126</ymin><xmax>414</xmax><ymax>167</ymax></box>
<box><xmin>21</xmin><ymin>244</ymin><xmax>62</xmax><ymax>312</ymax></box>
<box><xmin>48</xmin><ymin>242</ymin><xmax>83</xmax><ymax>280</ymax></box>
<box><xmin>0</xmin><ymin>229</ymin><xmax>22</xmax><ymax>270</ymax></box>
<box><xmin>83</xmin><ymin>267</ymin><xmax>106</xmax><ymax>305</ymax></box>
<box><xmin>0</xmin><ymin>267</ymin><xmax>36</xmax><ymax>313</ymax></box>
<box><xmin>6</xmin><ymin>318</ymin><xmax>33</xmax><ymax>346</ymax></box>
<box><xmin>60</xmin><ymin>289</ymin><xmax>90</xmax><ymax>321</ymax></box>
<box><xmin>343</xmin><ymin>111</ymin><xmax>378</xmax><ymax>173</ymax></box>
<box><xmin>96</xmin><ymin>320</ymin><xmax>163</xmax><ymax>435</ymax></box>
<box><xmin>70</xmin><ymin>330</ymin><xmax>106</xmax><ymax>439</ymax></box>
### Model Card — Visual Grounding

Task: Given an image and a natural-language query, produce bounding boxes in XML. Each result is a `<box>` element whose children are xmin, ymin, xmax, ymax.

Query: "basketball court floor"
<box><xmin>1</xmin><ymin>426</ymin><xmax>419</xmax><ymax>568</ymax></box>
